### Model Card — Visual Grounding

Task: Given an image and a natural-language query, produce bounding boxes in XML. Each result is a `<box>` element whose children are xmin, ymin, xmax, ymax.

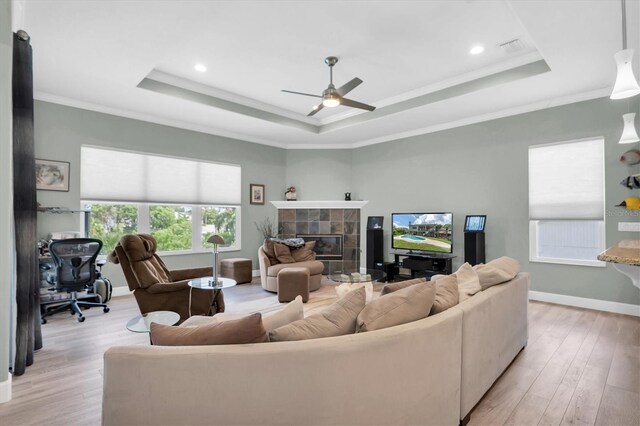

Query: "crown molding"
<box><xmin>33</xmin><ymin>92</ymin><xmax>288</xmax><ymax>149</ymax></box>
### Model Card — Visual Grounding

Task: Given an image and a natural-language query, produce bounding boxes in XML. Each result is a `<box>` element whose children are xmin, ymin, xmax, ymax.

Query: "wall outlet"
<box><xmin>618</xmin><ymin>222</ymin><xmax>640</xmax><ymax>232</ymax></box>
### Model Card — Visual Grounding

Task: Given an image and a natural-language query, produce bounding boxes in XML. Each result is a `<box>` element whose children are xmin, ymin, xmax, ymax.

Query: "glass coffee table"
<box><xmin>127</xmin><ymin>310</ymin><xmax>180</xmax><ymax>343</ymax></box>
<box><xmin>328</xmin><ymin>269</ymin><xmax>386</xmax><ymax>284</ymax></box>
<box><xmin>188</xmin><ymin>276</ymin><xmax>236</xmax><ymax>316</ymax></box>
<box><xmin>328</xmin><ymin>269</ymin><xmax>386</xmax><ymax>303</ymax></box>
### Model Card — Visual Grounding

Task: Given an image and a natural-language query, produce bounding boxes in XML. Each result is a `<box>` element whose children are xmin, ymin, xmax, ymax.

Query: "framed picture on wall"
<box><xmin>35</xmin><ymin>159</ymin><xmax>70</xmax><ymax>192</ymax></box>
<box><xmin>250</xmin><ymin>184</ymin><xmax>265</xmax><ymax>205</ymax></box>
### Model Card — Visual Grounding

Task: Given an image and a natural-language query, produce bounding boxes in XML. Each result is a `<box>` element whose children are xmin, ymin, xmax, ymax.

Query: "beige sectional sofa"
<box><xmin>102</xmin><ymin>273</ymin><xmax>529</xmax><ymax>425</ymax></box>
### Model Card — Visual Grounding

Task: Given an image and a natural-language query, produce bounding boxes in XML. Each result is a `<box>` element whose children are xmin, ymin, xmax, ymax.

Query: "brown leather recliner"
<box><xmin>109</xmin><ymin>234</ymin><xmax>224</xmax><ymax>323</ymax></box>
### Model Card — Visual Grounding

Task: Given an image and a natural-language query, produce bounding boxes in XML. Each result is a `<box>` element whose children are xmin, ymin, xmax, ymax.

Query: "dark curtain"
<box><xmin>12</xmin><ymin>30</ymin><xmax>42</xmax><ymax>376</ymax></box>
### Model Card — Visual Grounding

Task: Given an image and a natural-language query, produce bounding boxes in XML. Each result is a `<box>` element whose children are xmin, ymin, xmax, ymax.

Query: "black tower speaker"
<box><xmin>366</xmin><ymin>228</ymin><xmax>384</xmax><ymax>269</ymax></box>
<box><xmin>464</xmin><ymin>232</ymin><xmax>486</xmax><ymax>266</ymax></box>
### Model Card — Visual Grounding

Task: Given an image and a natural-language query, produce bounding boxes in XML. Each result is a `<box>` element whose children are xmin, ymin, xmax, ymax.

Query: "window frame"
<box><xmin>528</xmin><ymin>136</ymin><xmax>606</xmax><ymax>267</ymax></box>
<box><xmin>528</xmin><ymin>220</ymin><xmax>606</xmax><ymax>268</ymax></box>
<box><xmin>82</xmin><ymin>200</ymin><xmax>241</xmax><ymax>256</ymax></box>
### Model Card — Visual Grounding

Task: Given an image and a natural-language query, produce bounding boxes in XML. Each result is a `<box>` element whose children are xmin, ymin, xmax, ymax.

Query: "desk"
<box><xmin>188</xmin><ymin>276</ymin><xmax>236</xmax><ymax>316</ymax></box>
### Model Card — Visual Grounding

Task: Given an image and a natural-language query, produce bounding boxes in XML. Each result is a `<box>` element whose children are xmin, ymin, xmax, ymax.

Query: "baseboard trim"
<box><xmin>529</xmin><ymin>291</ymin><xmax>640</xmax><ymax>317</ymax></box>
<box><xmin>253</xmin><ymin>269</ymin><xmax>260</xmax><ymax>277</ymax></box>
<box><xmin>0</xmin><ymin>374</ymin><xmax>11</xmax><ymax>404</ymax></box>
<box><xmin>111</xmin><ymin>286</ymin><xmax>131</xmax><ymax>298</ymax></box>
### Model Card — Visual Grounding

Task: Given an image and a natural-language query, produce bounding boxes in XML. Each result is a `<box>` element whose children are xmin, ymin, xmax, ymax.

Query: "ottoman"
<box><xmin>277</xmin><ymin>267</ymin><xmax>310</xmax><ymax>303</ymax></box>
<box><xmin>220</xmin><ymin>258</ymin><xmax>252</xmax><ymax>284</ymax></box>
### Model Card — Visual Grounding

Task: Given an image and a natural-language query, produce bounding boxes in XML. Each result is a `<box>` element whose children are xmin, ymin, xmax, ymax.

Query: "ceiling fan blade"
<box><xmin>307</xmin><ymin>103</ymin><xmax>325</xmax><ymax>116</ymax></box>
<box><xmin>336</xmin><ymin>77</ymin><xmax>363</xmax><ymax>96</ymax></box>
<box><xmin>340</xmin><ymin>97</ymin><xmax>376</xmax><ymax>111</ymax></box>
<box><xmin>281</xmin><ymin>89</ymin><xmax>322</xmax><ymax>98</ymax></box>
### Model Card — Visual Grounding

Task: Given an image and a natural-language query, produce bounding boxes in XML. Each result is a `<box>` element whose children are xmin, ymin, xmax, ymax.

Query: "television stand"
<box><xmin>391</xmin><ymin>251</ymin><xmax>456</xmax><ymax>279</ymax></box>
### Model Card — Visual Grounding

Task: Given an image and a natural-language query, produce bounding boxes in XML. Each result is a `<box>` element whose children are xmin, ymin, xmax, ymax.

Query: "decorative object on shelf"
<box><xmin>610</xmin><ymin>0</ymin><xmax>640</xmax><ymax>100</ymax></box>
<box><xmin>255</xmin><ymin>217</ymin><xmax>277</xmax><ymax>240</ymax></box>
<box><xmin>616</xmin><ymin>197</ymin><xmax>640</xmax><ymax>210</ymax></box>
<box><xmin>620</xmin><ymin>174</ymin><xmax>640</xmax><ymax>189</ymax></box>
<box><xmin>35</xmin><ymin>158</ymin><xmax>70</xmax><ymax>191</ymax></box>
<box><xmin>620</xmin><ymin>149</ymin><xmax>640</xmax><ymax>166</ymax></box>
<box><xmin>250</xmin><ymin>183</ymin><xmax>265</xmax><ymax>205</ymax></box>
<box><xmin>344</xmin><ymin>192</ymin><xmax>351</xmax><ymax>201</ymax></box>
<box><xmin>285</xmin><ymin>186</ymin><xmax>297</xmax><ymax>201</ymax></box>
<box><xmin>207</xmin><ymin>234</ymin><xmax>225</xmax><ymax>286</ymax></box>
<box><xmin>619</xmin><ymin>113</ymin><xmax>639</xmax><ymax>144</ymax></box>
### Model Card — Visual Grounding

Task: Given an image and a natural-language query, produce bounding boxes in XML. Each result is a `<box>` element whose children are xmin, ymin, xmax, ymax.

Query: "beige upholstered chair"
<box><xmin>258</xmin><ymin>246</ymin><xmax>323</xmax><ymax>293</ymax></box>
<box><xmin>109</xmin><ymin>234</ymin><xmax>224</xmax><ymax>323</ymax></box>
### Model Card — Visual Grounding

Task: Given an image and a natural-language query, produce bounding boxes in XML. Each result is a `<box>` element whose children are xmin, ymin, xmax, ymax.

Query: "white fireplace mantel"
<box><xmin>271</xmin><ymin>200</ymin><xmax>368</xmax><ymax>209</ymax></box>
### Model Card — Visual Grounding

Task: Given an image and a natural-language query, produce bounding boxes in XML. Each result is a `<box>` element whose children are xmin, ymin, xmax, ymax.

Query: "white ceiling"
<box><xmin>13</xmin><ymin>0</ymin><xmax>640</xmax><ymax>148</ymax></box>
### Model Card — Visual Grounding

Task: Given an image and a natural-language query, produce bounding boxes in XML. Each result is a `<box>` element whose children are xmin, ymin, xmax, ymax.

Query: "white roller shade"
<box><xmin>81</xmin><ymin>146</ymin><xmax>241</xmax><ymax>205</ymax></box>
<box><xmin>528</xmin><ymin>138</ymin><xmax>604</xmax><ymax>220</ymax></box>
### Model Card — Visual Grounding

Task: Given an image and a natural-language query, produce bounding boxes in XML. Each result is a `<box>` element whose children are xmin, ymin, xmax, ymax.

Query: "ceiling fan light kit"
<box><xmin>282</xmin><ymin>56</ymin><xmax>376</xmax><ymax>116</ymax></box>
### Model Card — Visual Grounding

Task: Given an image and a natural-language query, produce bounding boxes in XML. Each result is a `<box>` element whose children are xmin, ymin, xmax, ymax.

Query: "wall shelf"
<box><xmin>271</xmin><ymin>200</ymin><xmax>368</xmax><ymax>209</ymax></box>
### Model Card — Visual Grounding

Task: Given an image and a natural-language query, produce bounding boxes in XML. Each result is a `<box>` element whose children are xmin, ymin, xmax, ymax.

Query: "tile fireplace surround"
<box><xmin>273</xmin><ymin>201</ymin><xmax>368</xmax><ymax>274</ymax></box>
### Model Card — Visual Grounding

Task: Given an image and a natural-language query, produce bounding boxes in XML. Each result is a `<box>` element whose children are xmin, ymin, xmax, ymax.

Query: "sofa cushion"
<box><xmin>291</xmin><ymin>241</ymin><xmax>316</xmax><ymax>262</ymax></box>
<box><xmin>150</xmin><ymin>313</ymin><xmax>268</xmax><ymax>346</ymax></box>
<box><xmin>269</xmin><ymin>287</ymin><xmax>365</xmax><ymax>341</ymax></box>
<box><xmin>273</xmin><ymin>243</ymin><xmax>296</xmax><ymax>264</ymax></box>
<box><xmin>262</xmin><ymin>240</ymin><xmax>280</xmax><ymax>265</ymax></box>
<box><xmin>429</xmin><ymin>275</ymin><xmax>459</xmax><ymax>315</ymax></box>
<box><xmin>473</xmin><ymin>256</ymin><xmax>520</xmax><ymax>290</ymax></box>
<box><xmin>455</xmin><ymin>263</ymin><xmax>481</xmax><ymax>302</ymax></box>
<box><xmin>356</xmin><ymin>281</ymin><xmax>436</xmax><ymax>332</ymax></box>
<box><xmin>181</xmin><ymin>296</ymin><xmax>304</xmax><ymax>333</ymax></box>
<box><xmin>380</xmin><ymin>277</ymin><xmax>426</xmax><ymax>296</ymax></box>
<box><xmin>267</xmin><ymin>260</ymin><xmax>324</xmax><ymax>277</ymax></box>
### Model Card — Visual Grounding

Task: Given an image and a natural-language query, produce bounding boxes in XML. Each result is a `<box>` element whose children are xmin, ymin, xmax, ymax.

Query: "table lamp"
<box><xmin>207</xmin><ymin>234</ymin><xmax>225</xmax><ymax>286</ymax></box>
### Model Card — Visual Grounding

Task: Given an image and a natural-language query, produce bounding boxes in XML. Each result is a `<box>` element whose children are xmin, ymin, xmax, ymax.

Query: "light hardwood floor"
<box><xmin>0</xmin><ymin>280</ymin><xmax>638</xmax><ymax>426</ymax></box>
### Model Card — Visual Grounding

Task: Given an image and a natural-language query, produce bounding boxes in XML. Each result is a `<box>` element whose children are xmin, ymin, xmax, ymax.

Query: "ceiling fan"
<box><xmin>282</xmin><ymin>56</ymin><xmax>376</xmax><ymax>117</ymax></box>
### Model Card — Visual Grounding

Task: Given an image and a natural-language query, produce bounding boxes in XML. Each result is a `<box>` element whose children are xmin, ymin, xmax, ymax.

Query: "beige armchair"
<box><xmin>109</xmin><ymin>234</ymin><xmax>224</xmax><ymax>323</ymax></box>
<box><xmin>258</xmin><ymin>246</ymin><xmax>323</xmax><ymax>293</ymax></box>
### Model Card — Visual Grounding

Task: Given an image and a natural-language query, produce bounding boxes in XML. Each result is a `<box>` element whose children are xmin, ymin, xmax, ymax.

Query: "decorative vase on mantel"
<box><xmin>285</xmin><ymin>186</ymin><xmax>297</xmax><ymax>201</ymax></box>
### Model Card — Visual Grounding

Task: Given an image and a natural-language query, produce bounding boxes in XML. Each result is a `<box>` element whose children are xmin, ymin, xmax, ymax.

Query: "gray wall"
<box><xmin>34</xmin><ymin>101</ymin><xmax>286</xmax><ymax>288</ymax></box>
<box><xmin>0</xmin><ymin>0</ymin><xmax>12</xmax><ymax>389</ymax></box>
<box><xmin>285</xmin><ymin>149</ymin><xmax>352</xmax><ymax>200</ymax></box>
<box><xmin>349</xmin><ymin>97</ymin><xmax>639</xmax><ymax>306</ymax></box>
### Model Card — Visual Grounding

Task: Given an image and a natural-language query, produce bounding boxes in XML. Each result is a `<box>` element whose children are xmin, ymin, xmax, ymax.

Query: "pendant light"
<box><xmin>611</xmin><ymin>0</ymin><xmax>640</xmax><ymax>100</ymax></box>
<box><xmin>619</xmin><ymin>113</ymin><xmax>640</xmax><ymax>144</ymax></box>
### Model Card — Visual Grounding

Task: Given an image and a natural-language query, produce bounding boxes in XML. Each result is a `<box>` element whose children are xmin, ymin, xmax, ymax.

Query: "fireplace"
<box><xmin>297</xmin><ymin>234</ymin><xmax>343</xmax><ymax>260</ymax></box>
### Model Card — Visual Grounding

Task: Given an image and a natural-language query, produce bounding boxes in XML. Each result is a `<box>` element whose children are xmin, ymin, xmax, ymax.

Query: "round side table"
<box><xmin>188</xmin><ymin>276</ymin><xmax>237</xmax><ymax>316</ymax></box>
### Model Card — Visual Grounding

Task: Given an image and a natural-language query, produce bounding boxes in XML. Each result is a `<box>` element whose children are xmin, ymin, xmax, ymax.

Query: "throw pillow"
<box><xmin>262</xmin><ymin>239</ymin><xmax>280</xmax><ymax>265</ymax></box>
<box><xmin>380</xmin><ymin>277</ymin><xmax>427</xmax><ymax>296</ymax></box>
<box><xmin>356</xmin><ymin>281</ymin><xmax>436</xmax><ymax>332</ymax></box>
<box><xmin>180</xmin><ymin>296</ymin><xmax>303</xmax><ymax>334</ymax></box>
<box><xmin>291</xmin><ymin>241</ymin><xmax>316</xmax><ymax>262</ymax></box>
<box><xmin>273</xmin><ymin>243</ymin><xmax>296</xmax><ymax>264</ymax></box>
<box><xmin>150</xmin><ymin>313</ymin><xmax>268</xmax><ymax>346</ymax></box>
<box><xmin>269</xmin><ymin>287</ymin><xmax>366</xmax><ymax>341</ymax></box>
<box><xmin>473</xmin><ymin>256</ymin><xmax>520</xmax><ymax>290</ymax></box>
<box><xmin>262</xmin><ymin>295</ymin><xmax>304</xmax><ymax>332</ymax></box>
<box><xmin>429</xmin><ymin>274</ymin><xmax>459</xmax><ymax>315</ymax></box>
<box><xmin>455</xmin><ymin>263</ymin><xmax>481</xmax><ymax>303</ymax></box>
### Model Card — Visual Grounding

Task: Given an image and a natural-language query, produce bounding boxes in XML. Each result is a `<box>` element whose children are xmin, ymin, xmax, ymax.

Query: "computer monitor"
<box><xmin>464</xmin><ymin>215</ymin><xmax>486</xmax><ymax>233</ymax></box>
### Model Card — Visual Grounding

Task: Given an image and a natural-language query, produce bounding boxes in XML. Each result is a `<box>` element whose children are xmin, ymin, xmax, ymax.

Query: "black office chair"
<box><xmin>43</xmin><ymin>238</ymin><xmax>110</xmax><ymax>323</ymax></box>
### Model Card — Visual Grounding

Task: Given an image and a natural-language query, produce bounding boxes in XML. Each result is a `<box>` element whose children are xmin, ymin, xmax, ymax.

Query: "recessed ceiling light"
<box><xmin>194</xmin><ymin>63</ymin><xmax>207</xmax><ymax>72</ymax></box>
<box><xmin>469</xmin><ymin>45</ymin><xmax>485</xmax><ymax>55</ymax></box>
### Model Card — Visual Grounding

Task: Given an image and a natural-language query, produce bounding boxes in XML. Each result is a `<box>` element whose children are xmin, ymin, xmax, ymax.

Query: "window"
<box><xmin>528</xmin><ymin>138</ymin><xmax>605</xmax><ymax>267</ymax></box>
<box><xmin>81</xmin><ymin>147</ymin><xmax>241</xmax><ymax>255</ymax></box>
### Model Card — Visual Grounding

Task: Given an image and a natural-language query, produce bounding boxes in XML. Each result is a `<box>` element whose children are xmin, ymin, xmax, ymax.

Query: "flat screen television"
<box><xmin>392</xmin><ymin>212</ymin><xmax>453</xmax><ymax>254</ymax></box>
<box><xmin>464</xmin><ymin>215</ymin><xmax>486</xmax><ymax>232</ymax></box>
